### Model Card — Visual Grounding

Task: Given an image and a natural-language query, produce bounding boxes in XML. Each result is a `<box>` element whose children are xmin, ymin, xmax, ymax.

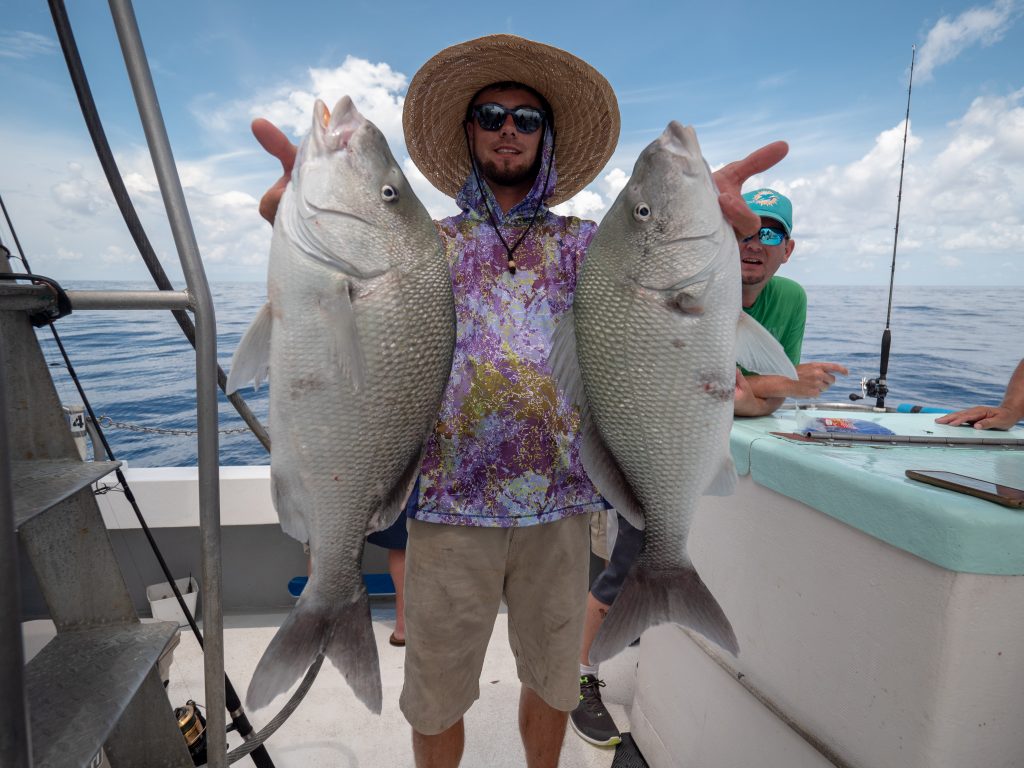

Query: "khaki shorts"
<box><xmin>399</xmin><ymin>514</ymin><xmax>591</xmax><ymax>735</ymax></box>
<box><xmin>589</xmin><ymin>510</ymin><xmax>610</xmax><ymax>561</ymax></box>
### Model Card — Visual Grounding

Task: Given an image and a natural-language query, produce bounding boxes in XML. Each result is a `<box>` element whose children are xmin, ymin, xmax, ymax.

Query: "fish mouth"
<box><xmin>298</xmin><ymin>198</ymin><xmax>372</xmax><ymax>227</ymax></box>
<box><xmin>314</xmin><ymin>96</ymin><xmax>365</xmax><ymax>153</ymax></box>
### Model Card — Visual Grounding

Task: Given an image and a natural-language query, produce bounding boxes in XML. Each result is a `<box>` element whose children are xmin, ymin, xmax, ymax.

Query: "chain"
<box><xmin>96</xmin><ymin>415</ymin><xmax>258</xmax><ymax>437</ymax></box>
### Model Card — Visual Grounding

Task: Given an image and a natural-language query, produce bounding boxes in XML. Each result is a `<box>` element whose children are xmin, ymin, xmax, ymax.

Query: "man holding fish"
<box><xmin>250</xmin><ymin>33</ymin><xmax>790</xmax><ymax>768</ymax></box>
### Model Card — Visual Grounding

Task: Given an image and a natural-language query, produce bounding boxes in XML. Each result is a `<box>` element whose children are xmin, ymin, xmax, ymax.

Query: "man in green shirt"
<box><xmin>734</xmin><ymin>188</ymin><xmax>847</xmax><ymax>417</ymax></box>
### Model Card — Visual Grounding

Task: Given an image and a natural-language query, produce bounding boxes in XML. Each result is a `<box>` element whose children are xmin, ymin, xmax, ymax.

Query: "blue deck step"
<box><xmin>288</xmin><ymin>573</ymin><xmax>395</xmax><ymax>597</ymax></box>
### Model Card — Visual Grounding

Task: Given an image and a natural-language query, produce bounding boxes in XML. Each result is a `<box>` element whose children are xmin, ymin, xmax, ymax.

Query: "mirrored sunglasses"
<box><xmin>472</xmin><ymin>103</ymin><xmax>546</xmax><ymax>134</ymax></box>
<box><xmin>742</xmin><ymin>227</ymin><xmax>788</xmax><ymax>247</ymax></box>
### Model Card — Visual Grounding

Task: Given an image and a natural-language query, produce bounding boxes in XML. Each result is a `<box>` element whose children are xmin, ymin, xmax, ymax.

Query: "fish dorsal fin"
<box><xmin>704</xmin><ymin>453</ymin><xmax>737</xmax><ymax>496</ymax></box>
<box><xmin>550</xmin><ymin>310</ymin><xmax>645</xmax><ymax>530</ymax></box>
<box><xmin>226</xmin><ymin>302</ymin><xmax>273</xmax><ymax>394</ymax></box>
<box><xmin>326</xmin><ymin>276</ymin><xmax>367</xmax><ymax>392</ymax></box>
<box><xmin>736</xmin><ymin>312</ymin><xmax>797</xmax><ymax>378</ymax></box>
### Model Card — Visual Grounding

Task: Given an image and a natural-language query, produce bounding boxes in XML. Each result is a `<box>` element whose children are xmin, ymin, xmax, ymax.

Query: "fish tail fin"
<box><xmin>324</xmin><ymin>591</ymin><xmax>382</xmax><ymax>713</ymax></box>
<box><xmin>590</xmin><ymin>565</ymin><xmax>738</xmax><ymax>664</ymax></box>
<box><xmin>246</xmin><ymin>589</ymin><xmax>382</xmax><ymax>713</ymax></box>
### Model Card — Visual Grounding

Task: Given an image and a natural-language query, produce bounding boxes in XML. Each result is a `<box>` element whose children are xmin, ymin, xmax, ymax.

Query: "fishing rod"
<box><xmin>851</xmin><ymin>45</ymin><xmax>916</xmax><ymax>411</ymax></box>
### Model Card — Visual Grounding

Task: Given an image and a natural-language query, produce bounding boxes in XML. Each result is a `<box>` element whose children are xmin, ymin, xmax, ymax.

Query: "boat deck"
<box><xmin>115</xmin><ymin>602</ymin><xmax>635</xmax><ymax>767</ymax></box>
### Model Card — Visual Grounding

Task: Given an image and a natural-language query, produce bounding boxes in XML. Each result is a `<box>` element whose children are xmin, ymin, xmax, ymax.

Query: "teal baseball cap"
<box><xmin>743</xmin><ymin>188</ymin><xmax>792</xmax><ymax>235</ymax></box>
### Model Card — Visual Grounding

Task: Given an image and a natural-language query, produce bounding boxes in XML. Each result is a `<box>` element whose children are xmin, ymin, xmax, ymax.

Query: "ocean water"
<box><xmin>36</xmin><ymin>282</ymin><xmax>1023</xmax><ymax>468</ymax></box>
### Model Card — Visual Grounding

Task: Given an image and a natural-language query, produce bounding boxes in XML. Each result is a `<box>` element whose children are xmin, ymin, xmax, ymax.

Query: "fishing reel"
<box><xmin>174</xmin><ymin>700</ymin><xmax>208</xmax><ymax>766</ymax></box>
<box><xmin>849</xmin><ymin>376</ymin><xmax>888</xmax><ymax>403</ymax></box>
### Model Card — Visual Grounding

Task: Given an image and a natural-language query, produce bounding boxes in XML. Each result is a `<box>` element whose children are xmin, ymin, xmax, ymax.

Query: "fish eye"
<box><xmin>633</xmin><ymin>202</ymin><xmax>651</xmax><ymax>222</ymax></box>
<box><xmin>381</xmin><ymin>185</ymin><xmax>399</xmax><ymax>203</ymax></box>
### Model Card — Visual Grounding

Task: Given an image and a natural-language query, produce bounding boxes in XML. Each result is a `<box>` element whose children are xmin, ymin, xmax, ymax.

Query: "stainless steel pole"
<box><xmin>105</xmin><ymin>3</ymin><xmax>225</xmax><ymax>765</ymax></box>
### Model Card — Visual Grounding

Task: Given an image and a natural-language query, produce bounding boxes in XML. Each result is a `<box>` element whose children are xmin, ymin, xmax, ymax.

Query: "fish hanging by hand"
<box><xmin>552</xmin><ymin>122</ymin><xmax>795</xmax><ymax>663</ymax></box>
<box><xmin>227</xmin><ymin>96</ymin><xmax>455</xmax><ymax>713</ymax></box>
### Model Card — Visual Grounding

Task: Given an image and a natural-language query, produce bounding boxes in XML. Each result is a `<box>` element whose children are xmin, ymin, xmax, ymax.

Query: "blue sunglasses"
<box><xmin>742</xmin><ymin>227</ymin><xmax>788</xmax><ymax>246</ymax></box>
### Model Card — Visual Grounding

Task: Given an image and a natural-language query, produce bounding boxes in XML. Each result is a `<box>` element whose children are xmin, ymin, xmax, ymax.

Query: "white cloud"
<box><xmin>601</xmin><ymin>168</ymin><xmax>629</xmax><ymax>198</ymax></box>
<box><xmin>916</xmin><ymin>0</ymin><xmax>1022</xmax><ymax>82</ymax></box>
<box><xmin>760</xmin><ymin>88</ymin><xmax>1024</xmax><ymax>284</ymax></box>
<box><xmin>0</xmin><ymin>31</ymin><xmax>56</xmax><ymax>59</ymax></box>
<box><xmin>401</xmin><ymin>158</ymin><xmax>459</xmax><ymax>221</ymax></box>
<box><xmin>101</xmin><ymin>245</ymin><xmax>137</xmax><ymax>265</ymax></box>
<box><xmin>51</xmin><ymin>163</ymin><xmax>113</xmax><ymax>217</ymax></box>
<box><xmin>198</xmin><ymin>56</ymin><xmax>408</xmax><ymax>151</ymax></box>
<box><xmin>551</xmin><ymin>190</ymin><xmax>607</xmax><ymax>220</ymax></box>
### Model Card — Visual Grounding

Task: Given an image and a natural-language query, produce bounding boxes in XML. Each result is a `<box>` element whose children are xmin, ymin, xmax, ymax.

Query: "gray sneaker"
<box><xmin>570</xmin><ymin>674</ymin><xmax>622</xmax><ymax>747</ymax></box>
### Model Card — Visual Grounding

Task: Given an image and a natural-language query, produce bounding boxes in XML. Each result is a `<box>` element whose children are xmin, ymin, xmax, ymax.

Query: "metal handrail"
<box><xmin>0</xmin><ymin>285</ymin><xmax>193</xmax><ymax>312</ymax></box>
<box><xmin>106</xmin><ymin>3</ymin><xmax>226</xmax><ymax>765</ymax></box>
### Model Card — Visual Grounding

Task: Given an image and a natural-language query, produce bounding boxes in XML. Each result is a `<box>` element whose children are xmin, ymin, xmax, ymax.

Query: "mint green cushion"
<box><xmin>729</xmin><ymin>410</ymin><xmax>1024</xmax><ymax>575</ymax></box>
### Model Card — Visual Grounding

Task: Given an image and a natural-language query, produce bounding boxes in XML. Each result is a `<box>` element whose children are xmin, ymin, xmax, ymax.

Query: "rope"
<box><xmin>226</xmin><ymin>656</ymin><xmax>325</xmax><ymax>764</ymax></box>
<box><xmin>96</xmin><ymin>415</ymin><xmax>259</xmax><ymax>438</ymax></box>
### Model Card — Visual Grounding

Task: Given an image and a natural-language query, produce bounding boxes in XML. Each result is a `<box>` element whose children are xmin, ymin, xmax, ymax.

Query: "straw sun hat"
<box><xmin>403</xmin><ymin>34</ymin><xmax>620</xmax><ymax>207</ymax></box>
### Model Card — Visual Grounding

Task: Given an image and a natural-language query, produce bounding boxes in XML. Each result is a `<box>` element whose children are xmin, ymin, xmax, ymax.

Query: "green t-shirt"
<box><xmin>740</xmin><ymin>276</ymin><xmax>806</xmax><ymax>373</ymax></box>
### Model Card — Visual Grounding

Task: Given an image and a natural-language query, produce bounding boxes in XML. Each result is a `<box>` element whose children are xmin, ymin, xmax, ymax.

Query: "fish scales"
<box><xmin>228</xmin><ymin>96</ymin><xmax>455</xmax><ymax>713</ymax></box>
<box><xmin>554</xmin><ymin>122</ymin><xmax>793</xmax><ymax>664</ymax></box>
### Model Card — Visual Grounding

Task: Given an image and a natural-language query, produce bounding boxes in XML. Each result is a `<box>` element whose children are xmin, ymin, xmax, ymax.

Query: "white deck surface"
<box><xmin>160</xmin><ymin>602</ymin><xmax>638</xmax><ymax>767</ymax></box>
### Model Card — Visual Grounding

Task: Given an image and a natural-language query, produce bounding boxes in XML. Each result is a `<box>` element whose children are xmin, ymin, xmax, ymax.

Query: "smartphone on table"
<box><xmin>905</xmin><ymin>470</ymin><xmax>1024</xmax><ymax>509</ymax></box>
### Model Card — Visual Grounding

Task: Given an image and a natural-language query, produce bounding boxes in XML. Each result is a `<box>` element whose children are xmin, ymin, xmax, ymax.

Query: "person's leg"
<box><xmin>413</xmin><ymin>719</ymin><xmax>464</xmax><ymax>768</ymax></box>
<box><xmin>519</xmin><ymin>685</ymin><xmax>569</xmax><ymax>768</ymax></box>
<box><xmin>401</xmin><ymin>520</ymin><xmax>509</xmax><ymax>766</ymax></box>
<box><xmin>570</xmin><ymin>513</ymin><xmax>644</xmax><ymax>747</ymax></box>
<box><xmin>389</xmin><ymin>548</ymin><xmax>406</xmax><ymax>643</ymax></box>
<box><xmin>579</xmin><ymin>592</ymin><xmax>611</xmax><ymax>668</ymax></box>
<box><xmin>504</xmin><ymin>514</ymin><xmax>591</xmax><ymax>766</ymax></box>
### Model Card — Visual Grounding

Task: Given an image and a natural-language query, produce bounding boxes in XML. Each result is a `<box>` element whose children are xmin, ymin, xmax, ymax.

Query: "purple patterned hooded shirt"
<box><xmin>412</xmin><ymin>126</ymin><xmax>605</xmax><ymax>527</ymax></box>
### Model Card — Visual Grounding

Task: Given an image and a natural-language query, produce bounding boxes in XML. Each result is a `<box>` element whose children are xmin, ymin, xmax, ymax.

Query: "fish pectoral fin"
<box><xmin>226</xmin><ymin>302</ymin><xmax>273</xmax><ymax>393</ymax></box>
<box><xmin>368</xmin><ymin>449</ymin><xmax>422</xmax><ymax>535</ymax></box>
<box><xmin>548</xmin><ymin>309</ymin><xmax>586</xmax><ymax>407</ymax></box>
<box><xmin>670</xmin><ymin>279</ymin><xmax>710</xmax><ymax>315</ymax></box>
<box><xmin>704</xmin><ymin>454</ymin><xmax>737</xmax><ymax>496</ymax></box>
<box><xmin>736</xmin><ymin>312</ymin><xmax>798</xmax><ymax>378</ymax></box>
<box><xmin>580</xmin><ymin>409</ymin><xmax>645</xmax><ymax>531</ymax></box>
<box><xmin>550</xmin><ymin>307</ymin><xmax>643</xmax><ymax>527</ymax></box>
<box><xmin>325</xmin><ymin>278</ymin><xmax>367</xmax><ymax>392</ymax></box>
<box><xmin>271</xmin><ymin>459</ymin><xmax>310</xmax><ymax>544</ymax></box>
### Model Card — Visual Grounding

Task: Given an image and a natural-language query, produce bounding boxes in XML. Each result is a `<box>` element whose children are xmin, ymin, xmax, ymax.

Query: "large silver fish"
<box><xmin>226</xmin><ymin>97</ymin><xmax>455</xmax><ymax>712</ymax></box>
<box><xmin>552</xmin><ymin>122</ymin><xmax>794</xmax><ymax>663</ymax></box>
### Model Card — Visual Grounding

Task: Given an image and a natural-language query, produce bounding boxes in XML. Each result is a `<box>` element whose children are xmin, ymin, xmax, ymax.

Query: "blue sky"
<box><xmin>1</xmin><ymin>0</ymin><xmax>1022</xmax><ymax>286</ymax></box>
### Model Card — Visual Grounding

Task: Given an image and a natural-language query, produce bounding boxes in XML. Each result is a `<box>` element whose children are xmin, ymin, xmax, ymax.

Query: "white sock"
<box><xmin>580</xmin><ymin>663</ymin><xmax>599</xmax><ymax>678</ymax></box>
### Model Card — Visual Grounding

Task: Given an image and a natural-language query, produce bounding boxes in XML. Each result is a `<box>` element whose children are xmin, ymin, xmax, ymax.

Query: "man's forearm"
<box><xmin>734</xmin><ymin>393</ymin><xmax>785</xmax><ymax>417</ymax></box>
<box><xmin>999</xmin><ymin>360</ymin><xmax>1024</xmax><ymax>420</ymax></box>
<box><xmin>747</xmin><ymin>375</ymin><xmax>798</xmax><ymax>400</ymax></box>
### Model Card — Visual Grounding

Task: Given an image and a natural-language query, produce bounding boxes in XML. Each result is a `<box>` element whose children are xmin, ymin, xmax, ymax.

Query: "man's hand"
<box><xmin>713</xmin><ymin>142</ymin><xmax>789</xmax><ymax>236</ymax></box>
<box><xmin>744</xmin><ymin>361</ymin><xmax>848</xmax><ymax>401</ymax></box>
<box><xmin>252</xmin><ymin>118</ymin><xmax>298</xmax><ymax>224</ymax></box>
<box><xmin>794</xmin><ymin>362</ymin><xmax>848</xmax><ymax>397</ymax></box>
<box><xmin>936</xmin><ymin>406</ymin><xmax>1022</xmax><ymax>431</ymax></box>
<box><xmin>935</xmin><ymin>360</ymin><xmax>1024</xmax><ymax>431</ymax></box>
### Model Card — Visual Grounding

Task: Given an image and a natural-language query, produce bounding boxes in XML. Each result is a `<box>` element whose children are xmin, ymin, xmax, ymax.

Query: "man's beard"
<box><xmin>477</xmin><ymin>150</ymin><xmax>543</xmax><ymax>189</ymax></box>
